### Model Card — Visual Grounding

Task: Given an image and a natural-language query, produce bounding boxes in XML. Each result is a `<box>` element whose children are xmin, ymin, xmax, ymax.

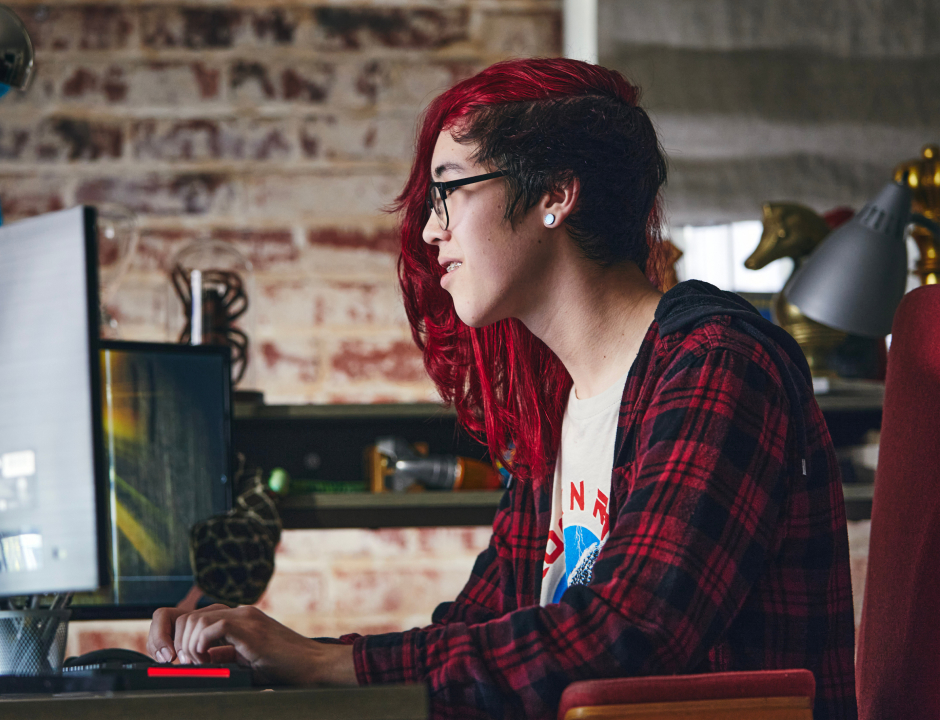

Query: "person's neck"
<box><xmin>520</xmin><ymin>253</ymin><xmax>663</xmax><ymax>400</ymax></box>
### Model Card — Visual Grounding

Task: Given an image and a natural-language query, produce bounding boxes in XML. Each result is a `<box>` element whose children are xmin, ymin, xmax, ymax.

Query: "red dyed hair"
<box><xmin>396</xmin><ymin>58</ymin><xmax>667</xmax><ymax>482</ymax></box>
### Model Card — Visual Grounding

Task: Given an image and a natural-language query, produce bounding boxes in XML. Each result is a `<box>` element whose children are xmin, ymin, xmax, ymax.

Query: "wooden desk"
<box><xmin>0</xmin><ymin>684</ymin><xmax>428</xmax><ymax>720</ymax></box>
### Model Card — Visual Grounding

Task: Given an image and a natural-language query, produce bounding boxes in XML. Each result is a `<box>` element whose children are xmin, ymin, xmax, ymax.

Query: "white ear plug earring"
<box><xmin>544</xmin><ymin>213</ymin><xmax>555</xmax><ymax>226</ymax></box>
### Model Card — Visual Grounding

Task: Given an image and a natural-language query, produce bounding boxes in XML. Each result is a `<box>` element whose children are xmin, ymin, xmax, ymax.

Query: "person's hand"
<box><xmin>147</xmin><ymin>604</ymin><xmax>357</xmax><ymax>686</ymax></box>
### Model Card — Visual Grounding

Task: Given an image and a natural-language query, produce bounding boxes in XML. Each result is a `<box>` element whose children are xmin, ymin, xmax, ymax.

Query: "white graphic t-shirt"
<box><xmin>540</xmin><ymin>371</ymin><xmax>628</xmax><ymax>606</ymax></box>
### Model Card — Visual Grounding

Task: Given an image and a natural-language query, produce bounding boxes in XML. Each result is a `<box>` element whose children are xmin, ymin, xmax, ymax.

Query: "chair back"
<box><xmin>856</xmin><ymin>285</ymin><xmax>940</xmax><ymax>719</ymax></box>
<box><xmin>557</xmin><ymin>669</ymin><xmax>815</xmax><ymax>720</ymax></box>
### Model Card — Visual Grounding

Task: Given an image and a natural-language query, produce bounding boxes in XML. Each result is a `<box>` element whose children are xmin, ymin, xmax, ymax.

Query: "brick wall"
<box><xmin>0</xmin><ymin>0</ymin><xmax>560</xmax><ymax>656</ymax></box>
<box><xmin>3</xmin><ymin>0</ymin><xmax>561</xmax><ymax>403</ymax></box>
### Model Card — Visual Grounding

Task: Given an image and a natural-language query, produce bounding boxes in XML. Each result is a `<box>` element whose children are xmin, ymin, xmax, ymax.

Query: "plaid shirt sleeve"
<box><xmin>427</xmin><ymin>486</ymin><xmax>520</xmax><ymax>627</ymax></box>
<box><xmin>353</xmin><ymin>339</ymin><xmax>796</xmax><ymax>719</ymax></box>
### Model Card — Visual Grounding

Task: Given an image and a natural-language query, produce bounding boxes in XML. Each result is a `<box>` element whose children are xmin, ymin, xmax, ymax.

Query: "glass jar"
<box><xmin>167</xmin><ymin>237</ymin><xmax>256</xmax><ymax>389</ymax></box>
<box><xmin>96</xmin><ymin>204</ymin><xmax>139</xmax><ymax>339</ymax></box>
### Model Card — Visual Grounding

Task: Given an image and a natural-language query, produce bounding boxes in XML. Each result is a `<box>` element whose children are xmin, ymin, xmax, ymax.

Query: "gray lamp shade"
<box><xmin>784</xmin><ymin>181</ymin><xmax>912</xmax><ymax>338</ymax></box>
<box><xmin>0</xmin><ymin>4</ymin><xmax>33</xmax><ymax>92</ymax></box>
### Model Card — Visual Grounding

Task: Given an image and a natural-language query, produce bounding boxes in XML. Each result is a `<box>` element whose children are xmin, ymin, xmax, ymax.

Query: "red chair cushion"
<box><xmin>557</xmin><ymin>669</ymin><xmax>815</xmax><ymax>720</ymax></box>
<box><xmin>857</xmin><ymin>285</ymin><xmax>940</xmax><ymax>720</ymax></box>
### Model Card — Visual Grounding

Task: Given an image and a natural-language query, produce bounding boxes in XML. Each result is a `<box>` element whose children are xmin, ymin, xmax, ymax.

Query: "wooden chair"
<box><xmin>856</xmin><ymin>285</ymin><xmax>940</xmax><ymax>720</ymax></box>
<box><xmin>557</xmin><ymin>669</ymin><xmax>815</xmax><ymax>720</ymax></box>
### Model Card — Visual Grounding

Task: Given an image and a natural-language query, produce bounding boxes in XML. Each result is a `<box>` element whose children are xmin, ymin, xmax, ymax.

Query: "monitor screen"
<box><xmin>71</xmin><ymin>341</ymin><xmax>232</xmax><ymax>619</ymax></box>
<box><xmin>0</xmin><ymin>206</ymin><xmax>107</xmax><ymax>597</ymax></box>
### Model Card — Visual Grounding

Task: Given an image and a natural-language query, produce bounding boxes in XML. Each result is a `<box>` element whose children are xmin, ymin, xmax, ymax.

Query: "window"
<box><xmin>672</xmin><ymin>221</ymin><xmax>792</xmax><ymax>294</ymax></box>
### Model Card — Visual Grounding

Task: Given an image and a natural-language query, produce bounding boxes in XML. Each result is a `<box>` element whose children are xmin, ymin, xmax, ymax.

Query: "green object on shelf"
<box><xmin>267</xmin><ymin>467</ymin><xmax>291</xmax><ymax>495</ymax></box>
<box><xmin>289</xmin><ymin>479</ymin><xmax>367</xmax><ymax>494</ymax></box>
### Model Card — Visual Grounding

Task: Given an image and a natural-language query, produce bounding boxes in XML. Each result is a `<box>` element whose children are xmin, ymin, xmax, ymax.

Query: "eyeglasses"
<box><xmin>426</xmin><ymin>171</ymin><xmax>507</xmax><ymax>230</ymax></box>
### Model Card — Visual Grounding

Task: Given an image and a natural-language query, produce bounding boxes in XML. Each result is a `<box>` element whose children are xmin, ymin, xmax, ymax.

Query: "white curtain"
<box><xmin>599</xmin><ymin>0</ymin><xmax>939</xmax><ymax>226</ymax></box>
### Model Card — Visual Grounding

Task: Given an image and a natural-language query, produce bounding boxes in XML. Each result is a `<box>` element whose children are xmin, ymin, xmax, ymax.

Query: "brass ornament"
<box><xmin>747</xmin><ymin>203</ymin><xmax>846</xmax><ymax>377</ymax></box>
<box><xmin>747</xmin><ymin>204</ymin><xmax>883</xmax><ymax>378</ymax></box>
<box><xmin>894</xmin><ymin>144</ymin><xmax>940</xmax><ymax>286</ymax></box>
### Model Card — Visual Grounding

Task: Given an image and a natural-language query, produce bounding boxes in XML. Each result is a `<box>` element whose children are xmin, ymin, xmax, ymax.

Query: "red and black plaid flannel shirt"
<box><xmin>343</xmin><ymin>312</ymin><xmax>857</xmax><ymax>720</ymax></box>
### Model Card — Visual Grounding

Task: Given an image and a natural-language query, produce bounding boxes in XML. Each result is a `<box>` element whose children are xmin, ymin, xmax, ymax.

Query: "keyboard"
<box><xmin>61</xmin><ymin>662</ymin><xmax>253</xmax><ymax>691</ymax></box>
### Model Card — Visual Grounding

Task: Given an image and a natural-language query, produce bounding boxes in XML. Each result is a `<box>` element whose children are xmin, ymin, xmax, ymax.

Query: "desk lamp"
<box><xmin>0</xmin><ymin>4</ymin><xmax>34</xmax><ymax>227</ymax></box>
<box><xmin>785</xmin><ymin>152</ymin><xmax>940</xmax><ymax>338</ymax></box>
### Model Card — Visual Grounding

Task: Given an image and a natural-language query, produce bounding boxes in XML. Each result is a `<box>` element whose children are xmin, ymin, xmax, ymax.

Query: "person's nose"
<box><xmin>422</xmin><ymin>212</ymin><xmax>449</xmax><ymax>246</ymax></box>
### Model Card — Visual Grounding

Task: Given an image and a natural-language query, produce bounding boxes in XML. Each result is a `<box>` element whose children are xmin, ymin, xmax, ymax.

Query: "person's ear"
<box><xmin>541</xmin><ymin>178</ymin><xmax>580</xmax><ymax>228</ymax></box>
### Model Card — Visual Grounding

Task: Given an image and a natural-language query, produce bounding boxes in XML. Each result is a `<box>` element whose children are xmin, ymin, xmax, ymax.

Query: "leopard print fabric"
<box><xmin>189</xmin><ymin>455</ymin><xmax>281</xmax><ymax>605</ymax></box>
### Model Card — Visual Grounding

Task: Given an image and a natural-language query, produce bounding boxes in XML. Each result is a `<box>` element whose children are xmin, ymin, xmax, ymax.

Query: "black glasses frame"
<box><xmin>427</xmin><ymin>171</ymin><xmax>507</xmax><ymax>230</ymax></box>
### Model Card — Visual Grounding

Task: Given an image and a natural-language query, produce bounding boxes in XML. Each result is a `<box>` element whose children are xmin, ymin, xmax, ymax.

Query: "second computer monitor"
<box><xmin>71</xmin><ymin>341</ymin><xmax>232</xmax><ymax>619</ymax></box>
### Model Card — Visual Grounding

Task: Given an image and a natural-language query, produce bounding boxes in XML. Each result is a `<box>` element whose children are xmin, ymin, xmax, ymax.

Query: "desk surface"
<box><xmin>0</xmin><ymin>684</ymin><xmax>428</xmax><ymax>720</ymax></box>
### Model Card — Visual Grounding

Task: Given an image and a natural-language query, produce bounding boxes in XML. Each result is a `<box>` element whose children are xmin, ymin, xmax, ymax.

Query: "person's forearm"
<box><xmin>309</xmin><ymin>642</ymin><xmax>358</xmax><ymax>686</ymax></box>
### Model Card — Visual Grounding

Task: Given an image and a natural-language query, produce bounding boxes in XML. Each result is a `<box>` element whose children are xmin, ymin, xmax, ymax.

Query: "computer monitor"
<box><xmin>71</xmin><ymin>341</ymin><xmax>233</xmax><ymax>619</ymax></box>
<box><xmin>0</xmin><ymin>206</ymin><xmax>108</xmax><ymax>597</ymax></box>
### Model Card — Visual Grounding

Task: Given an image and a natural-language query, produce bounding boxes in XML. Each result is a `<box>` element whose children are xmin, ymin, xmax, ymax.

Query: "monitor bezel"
<box><xmin>85</xmin><ymin>206</ymin><xmax>111</xmax><ymax>595</ymax></box>
<box><xmin>71</xmin><ymin>339</ymin><xmax>234</xmax><ymax>620</ymax></box>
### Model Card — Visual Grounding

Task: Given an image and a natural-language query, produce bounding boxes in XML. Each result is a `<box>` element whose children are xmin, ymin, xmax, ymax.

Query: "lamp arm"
<box><xmin>911</xmin><ymin>213</ymin><xmax>940</xmax><ymax>240</ymax></box>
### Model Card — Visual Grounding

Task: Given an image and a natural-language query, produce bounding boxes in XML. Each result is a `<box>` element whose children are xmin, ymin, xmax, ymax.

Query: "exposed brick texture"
<box><xmin>7</xmin><ymin>0</ymin><xmax>560</xmax><ymax>651</ymax></box>
<box><xmin>330</xmin><ymin>337</ymin><xmax>426</xmax><ymax>383</ymax></box>
<box><xmin>13</xmin><ymin>5</ymin><xmax>136</xmax><ymax>52</ymax></box>
<box><xmin>310</xmin><ymin>7</ymin><xmax>470</xmax><ymax>51</ymax></box>
<box><xmin>0</xmin><ymin>116</ymin><xmax>124</xmax><ymax>161</ymax></box>
<box><xmin>307</xmin><ymin>226</ymin><xmax>400</xmax><ymax>254</ymax></box>
<box><xmin>132</xmin><ymin>118</ymin><xmax>294</xmax><ymax>162</ymax></box>
<box><xmin>0</xmin><ymin>175</ymin><xmax>68</xmax><ymax>216</ymax></box>
<box><xmin>255</xmin><ymin>277</ymin><xmax>407</xmax><ymax>329</ymax></box>
<box><xmin>76</xmin><ymin>173</ymin><xmax>238</xmax><ymax>215</ymax></box>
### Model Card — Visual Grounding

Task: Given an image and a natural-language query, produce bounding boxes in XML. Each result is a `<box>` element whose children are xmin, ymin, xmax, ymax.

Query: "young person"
<box><xmin>148</xmin><ymin>59</ymin><xmax>858</xmax><ymax>720</ymax></box>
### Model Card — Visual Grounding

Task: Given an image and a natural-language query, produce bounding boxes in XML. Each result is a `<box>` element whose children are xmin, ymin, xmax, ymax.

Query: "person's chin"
<box><xmin>454</xmin><ymin>303</ymin><xmax>500</xmax><ymax>329</ymax></box>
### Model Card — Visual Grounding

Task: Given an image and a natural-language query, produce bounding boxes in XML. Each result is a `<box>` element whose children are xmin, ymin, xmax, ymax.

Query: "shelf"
<box><xmin>277</xmin><ymin>483</ymin><xmax>874</xmax><ymax>530</ymax></box>
<box><xmin>238</xmin><ymin>402</ymin><xmax>880</xmax><ymax>529</ymax></box>
<box><xmin>237</xmin><ymin>391</ymin><xmax>883</xmax><ymax>419</ymax></box>
<box><xmin>816</xmin><ymin>394</ymin><xmax>884</xmax><ymax>412</ymax></box>
<box><xmin>235</xmin><ymin>402</ymin><xmax>454</xmax><ymax>421</ymax></box>
<box><xmin>278</xmin><ymin>490</ymin><xmax>504</xmax><ymax>529</ymax></box>
<box><xmin>843</xmin><ymin>483</ymin><xmax>874</xmax><ymax>522</ymax></box>
<box><xmin>814</xmin><ymin>379</ymin><xmax>884</xmax><ymax>412</ymax></box>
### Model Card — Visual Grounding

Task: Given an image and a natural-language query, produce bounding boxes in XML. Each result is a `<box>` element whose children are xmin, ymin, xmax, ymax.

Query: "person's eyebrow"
<box><xmin>432</xmin><ymin>161</ymin><xmax>464</xmax><ymax>179</ymax></box>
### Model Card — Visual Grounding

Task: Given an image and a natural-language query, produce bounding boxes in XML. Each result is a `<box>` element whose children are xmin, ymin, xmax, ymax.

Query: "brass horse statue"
<box><xmin>746</xmin><ymin>203</ymin><xmax>875</xmax><ymax>378</ymax></box>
